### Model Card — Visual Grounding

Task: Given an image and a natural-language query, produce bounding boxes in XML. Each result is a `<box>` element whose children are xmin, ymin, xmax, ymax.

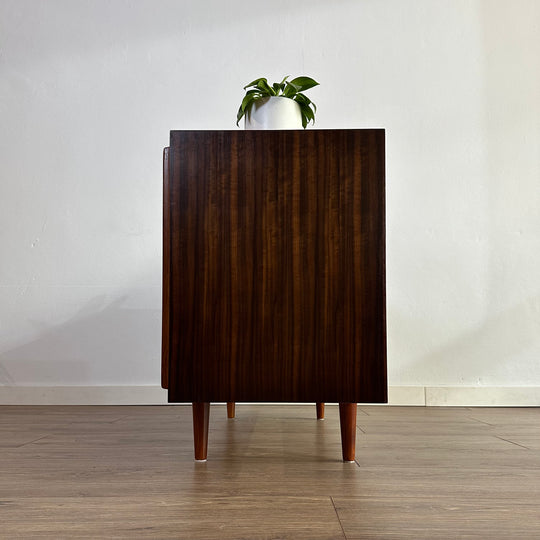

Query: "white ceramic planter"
<box><xmin>245</xmin><ymin>96</ymin><xmax>303</xmax><ymax>130</ymax></box>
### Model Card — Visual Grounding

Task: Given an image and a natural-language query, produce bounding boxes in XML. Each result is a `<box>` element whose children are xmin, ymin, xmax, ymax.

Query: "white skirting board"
<box><xmin>1</xmin><ymin>386</ymin><xmax>540</xmax><ymax>406</ymax></box>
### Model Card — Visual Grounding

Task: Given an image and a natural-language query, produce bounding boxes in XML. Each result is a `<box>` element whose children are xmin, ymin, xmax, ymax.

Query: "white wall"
<box><xmin>1</xmin><ymin>0</ymin><xmax>539</xmax><ymax>399</ymax></box>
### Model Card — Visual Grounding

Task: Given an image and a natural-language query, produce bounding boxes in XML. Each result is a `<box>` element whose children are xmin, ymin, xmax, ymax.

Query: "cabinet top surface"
<box><xmin>170</xmin><ymin>128</ymin><xmax>385</xmax><ymax>134</ymax></box>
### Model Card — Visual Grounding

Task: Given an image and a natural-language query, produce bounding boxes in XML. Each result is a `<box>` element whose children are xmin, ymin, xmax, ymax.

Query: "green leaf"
<box><xmin>257</xmin><ymin>78</ymin><xmax>275</xmax><ymax>96</ymax></box>
<box><xmin>236</xmin><ymin>105</ymin><xmax>243</xmax><ymax>126</ymax></box>
<box><xmin>283</xmin><ymin>81</ymin><xmax>300</xmax><ymax>98</ymax></box>
<box><xmin>279</xmin><ymin>75</ymin><xmax>289</xmax><ymax>85</ymax></box>
<box><xmin>244</xmin><ymin>77</ymin><xmax>266</xmax><ymax>90</ymax></box>
<box><xmin>289</xmin><ymin>76</ymin><xmax>320</xmax><ymax>92</ymax></box>
<box><xmin>303</xmin><ymin>104</ymin><xmax>315</xmax><ymax>122</ymax></box>
<box><xmin>295</xmin><ymin>93</ymin><xmax>317</xmax><ymax>113</ymax></box>
<box><xmin>294</xmin><ymin>93</ymin><xmax>311</xmax><ymax>106</ymax></box>
<box><xmin>240</xmin><ymin>93</ymin><xmax>256</xmax><ymax>112</ymax></box>
<box><xmin>244</xmin><ymin>89</ymin><xmax>262</xmax><ymax>99</ymax></box>
<box><xmin>300</xmin><ymin>110</ymin><xmax>308</xmax><ymax>129</ymax></box>
<box><xmin>237</xmin><ymin>94</ymin><xmax>260</xmax><ymax>126</ymax></box>
<box><xmin>299</xmin><ymin>103</ymin><xmax>315</xmax><ymax>128</ymax></box>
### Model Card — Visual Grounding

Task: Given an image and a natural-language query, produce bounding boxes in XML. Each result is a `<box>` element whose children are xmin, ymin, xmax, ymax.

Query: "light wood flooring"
<box><xmin>1</xmin><ymin>404</ymin><xmax>540</xmax><ymax>539</ymax></box>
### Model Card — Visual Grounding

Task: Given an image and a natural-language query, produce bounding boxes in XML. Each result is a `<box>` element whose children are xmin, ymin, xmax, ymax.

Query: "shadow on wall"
<box><xmin>0</xmin><ymin>295</ymin><xmax>161</xmax><ymax>386</ymax></box>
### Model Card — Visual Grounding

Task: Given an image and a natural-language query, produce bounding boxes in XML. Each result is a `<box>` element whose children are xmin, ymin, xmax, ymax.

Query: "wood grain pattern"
<box><xmin>1</xmin><ymin>496</ymin><xmax>345</xmax><ymax>540</ymax></box>
<box><xmin>332</xmin><ymin>495</ymin><xmax>540</xmax><ymax>540</ymax></box>
<box><xmin>165</xmin><ymin>130</ymin><xmax>386</xmax><ymax>404</ymax></box>
<box><xmin>2</xmin><ymin>405</ymin><xmax>540</xmax><ymax>538</ymax></box>
<box><xmin>339</xmin><ymin>403</ymin><xmax>357</xmax><ymax>461</ymax></box>
<box><xmin>192</xmin><ymin>402</ymin><xmax>210</xmax><ymax>460</ymax></box>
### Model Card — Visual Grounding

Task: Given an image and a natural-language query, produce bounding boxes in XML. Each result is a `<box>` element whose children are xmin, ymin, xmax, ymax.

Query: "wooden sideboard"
<box><xmin>162</xmin><ymin>129</ymin><xmax>387</xmax><ymax>461</ymax></box>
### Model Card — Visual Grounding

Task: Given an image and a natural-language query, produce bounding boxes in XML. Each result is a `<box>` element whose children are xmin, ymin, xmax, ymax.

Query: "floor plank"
<box><xmin>1</xmin><ymin>404</ymin><xmax>539</xmax><ymax>538</ymax></box>
<box><xmin>333</xmin><ymin>495</ymin><xmax>540</xmax><ymax>539</ymax></box>
<box><xmin>1</xmin><ymin>496</ymin><xmax>345</xmax><ymax>539</ymax></box>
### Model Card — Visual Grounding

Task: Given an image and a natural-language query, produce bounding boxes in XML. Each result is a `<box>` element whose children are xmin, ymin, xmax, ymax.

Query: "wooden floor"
<box><xmin>1</xmin><ymin>405</ymin><xmax>540</xmax><ymax>539</ymax></box>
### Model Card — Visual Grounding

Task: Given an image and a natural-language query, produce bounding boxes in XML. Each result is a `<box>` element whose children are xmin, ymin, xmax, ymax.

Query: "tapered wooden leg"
<box><xmin>339</xmin><ymin>403</ymin><xmax>357</xmax><ymax>462</ymax></box>
<box><xmin>316</xmin><ymin>402</ymin><xmax>325</xmax><ymax>420</ymax></box>
<box><xmin>227</xmin><ymin>401</ymin><xmax>235</xmax><ymax>419</ymax></box>
<box><xmin>192</xmin><ymin>402</ymin><xmax>210</xmax><ymax>461</ymax></box>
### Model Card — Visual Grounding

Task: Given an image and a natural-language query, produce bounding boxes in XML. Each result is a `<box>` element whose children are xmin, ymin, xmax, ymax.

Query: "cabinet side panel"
<box><xmin>167</xmin><ymin>130</ymin><xmax>386</xmax><ymax>403</ymax></box>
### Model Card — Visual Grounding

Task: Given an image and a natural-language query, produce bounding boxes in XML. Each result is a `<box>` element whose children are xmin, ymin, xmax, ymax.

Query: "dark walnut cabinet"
<box><xmin>162</xmin><ymin>129</ymin><xmax>387</xmax><ymax>461</ymax></box>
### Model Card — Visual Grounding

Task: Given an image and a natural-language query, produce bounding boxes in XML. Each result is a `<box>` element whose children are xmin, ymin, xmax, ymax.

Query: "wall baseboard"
<box><xmin>423</xmin><ymin>386</ymin><xmax>540</xmax><ymax>407</ymax></box>
<box><xmin>0</xmin><ymin>386</ymin><xmax>168</xmax><ymax>406</ymax></box>
<box><xmin>1</xmin><ymin>386</ymin><xmax>540</xmax><ymax>406</ymax></box>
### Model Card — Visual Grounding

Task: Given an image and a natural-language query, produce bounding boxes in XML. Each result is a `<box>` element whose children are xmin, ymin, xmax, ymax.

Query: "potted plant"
<box><xmin>236</xmin><ymin>76</ymin><xmax>319</xmax><ymax>130</ymax></box>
